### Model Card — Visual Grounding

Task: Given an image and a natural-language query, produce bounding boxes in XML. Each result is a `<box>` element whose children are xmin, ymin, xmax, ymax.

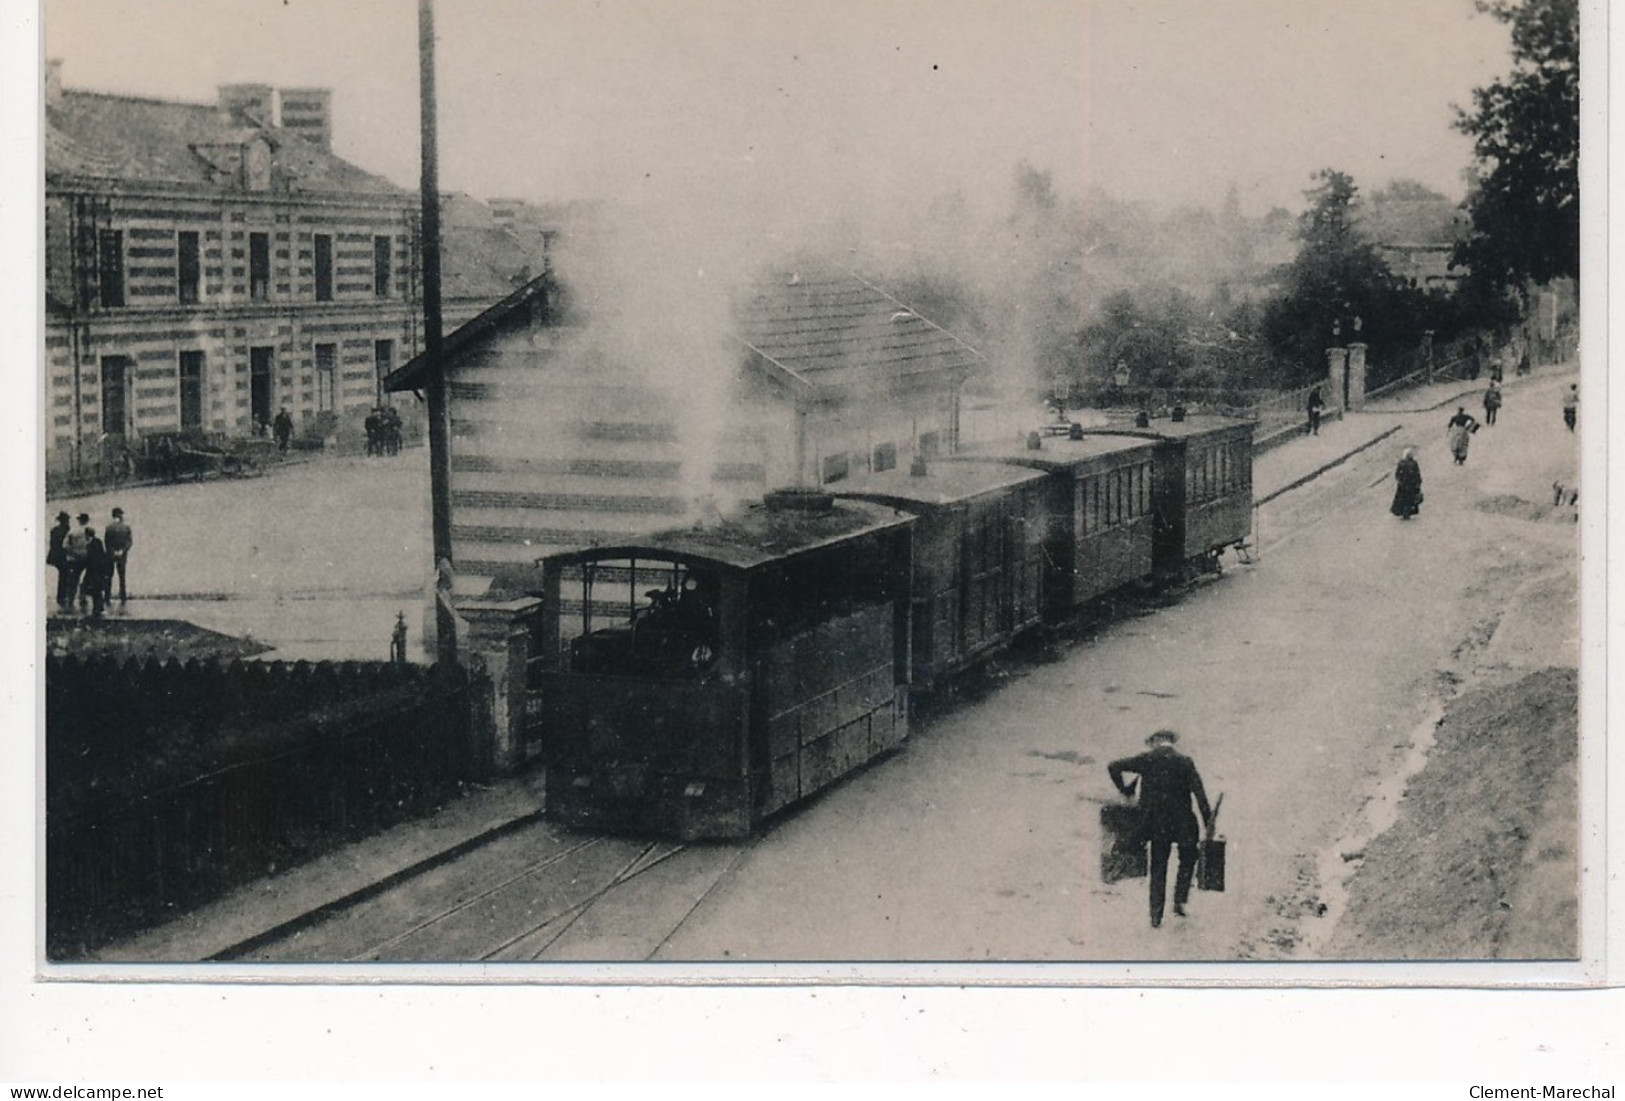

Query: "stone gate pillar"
<box><xmin>1346</xmin><ymin>343</ymin><xmax>1369</xmax><ymax>411</ymax></box>
<box><xmin>1326</xmin><ymin>346</ymin><xmax>1348</xmax><ymax>410</ymax></box>
<box><xmin>458</xmin><ymin>596</ymin><xmax>541</xmax><ymax>776</ymax></box>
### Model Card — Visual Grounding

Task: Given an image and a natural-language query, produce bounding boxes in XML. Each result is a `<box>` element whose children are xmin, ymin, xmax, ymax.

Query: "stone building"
<box><xmin>43</xmin><ymin>63</ymin><xmax>541</xmax><ymax>482</ymax></box>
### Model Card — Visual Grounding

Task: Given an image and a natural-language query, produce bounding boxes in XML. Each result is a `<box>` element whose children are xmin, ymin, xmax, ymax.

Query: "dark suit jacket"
<box><xmin>1108</xmin><ymin>746</ymin><xmax>1212</xmax><ymax>842</ymax></box>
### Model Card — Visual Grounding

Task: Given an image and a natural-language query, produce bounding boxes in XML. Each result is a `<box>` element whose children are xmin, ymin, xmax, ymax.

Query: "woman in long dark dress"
<box><xmin>1391</xmin><ymin>447</ymin><xmax>1423</xmax><ymax>519</ymax></box>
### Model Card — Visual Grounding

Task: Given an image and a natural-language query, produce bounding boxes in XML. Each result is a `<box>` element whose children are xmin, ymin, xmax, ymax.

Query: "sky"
<box><xmin>41</xmin><ymin>0</ymin><xmax>1517</xmax><ymax>222</ymax></box>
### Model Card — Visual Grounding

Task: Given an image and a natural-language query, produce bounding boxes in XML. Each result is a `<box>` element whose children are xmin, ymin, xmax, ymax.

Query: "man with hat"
<box><xmin>62</xmin><ymin>513</ymin><xmax>93</xmax><ymax>611</ymax></box>
<box><xmin>1108</xmin><ymin>729</ymin><xmax>1214</xmax><ymax>928</ymax></box>
<box><xmin>105</xmin><ymin>507</ymin><xmax>133</xmax><ymax>604</ymax></box>
<box><xmin>47</xmin><ymin>511</ymin><xmax>72</xmax><ymax>609</ymax></box>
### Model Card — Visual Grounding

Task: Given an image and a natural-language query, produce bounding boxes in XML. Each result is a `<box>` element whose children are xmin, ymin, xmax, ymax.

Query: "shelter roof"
<box><xmin>734</xmin><ymin>263</ymin><xmax>983</xmax><ymax>393</ymax></box>
<box><xmin>386</xmin><ymin>259</ymin><xmax>982</xmax><ymax>397</ymax></box>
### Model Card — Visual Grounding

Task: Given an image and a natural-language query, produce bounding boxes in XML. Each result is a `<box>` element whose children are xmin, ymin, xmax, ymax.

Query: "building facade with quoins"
<box><xmin>43</xmin><ymin>63</ymin><xmax>544</xmax><ymax>484</ymax></box>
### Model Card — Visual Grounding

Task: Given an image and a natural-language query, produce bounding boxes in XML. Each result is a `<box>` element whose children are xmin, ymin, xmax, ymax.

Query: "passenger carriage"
<box><xmin>533</xmin><ymin>492</ymin><xmax>914</xmax><ymax>840</ymax></box>
<box><xmin>1085</xmin><ymin>415</ymin><xmax>1254</xmax><ymax>578</ymax></box>
<box><xmin>946</xmin><ymin>434</ymin><xmax>1161</xmax><ymax>616</ymax></box>
<box><xmin>830</xmin><ymin>459</ymin><xmax>1049</xmax><ymax>687</ymax></box>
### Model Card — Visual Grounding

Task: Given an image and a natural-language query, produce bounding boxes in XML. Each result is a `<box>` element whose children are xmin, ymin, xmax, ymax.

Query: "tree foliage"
<box><xmin>1454</xmin><ymin>0</ymin><xmax>1580</xmax><ymax>292</ymax></box>
<box><xmin>1262</xmin><ymin>170</ymin><xmax>1432</xmax><ymax>386</ymax></box>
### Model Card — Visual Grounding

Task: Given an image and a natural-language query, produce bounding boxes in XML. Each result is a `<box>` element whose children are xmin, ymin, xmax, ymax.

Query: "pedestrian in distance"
<box><xmin>1562</xmin><ymin>384</ymin><xmax>1578</xmax><ymax>432</ymax></box>
<box><xmin>81</xmin><ymin>526</ymin><xmax>111</xmax><ymax>619</ymax></box>
<box><xmin>1518</xmin><ymin>346</ymin><xmax>1532</xmax><ymax>377</ymax></box>
<box><xmin>104</xmin><ymin>506</ymin><xmax>133</xmax><ymax>604</ymax></box>
<box><xmin>273</xmin><ymin>406</ymin><xmax>293</xmax><ymax>453</ymax></box>
<box><xmin>1306</xmin><ymin>388</ymin><xmax>1324</xmax><ymax>436</ymax></box>
<box><xmin>1483</xmin><ymin>381</ymin><xmax>1503</xmax><ymax>426</ymax></box>
<box><xmin>1447</xmin><ymin>407</ymin><xmax>1479</xmax><ymax>465</ymax></box>
<box><xmin>1391</xmin><ymin>447</ymin><xmax>1423</xmax><ymax>520</ymax></box>
<box><xmin>1108</xmin><ymin>729</ymin><xmax>1215</xmax><ymax>929</ymax></box>
<box><xmin>63</xmin><ymin>513</ymin><xmax>92</xmax><ymax>611</ymax></box>
<box><xmin>47</xmin><ymin>510</ymin><xmax>72</xmax><ymax>609</ymax></box>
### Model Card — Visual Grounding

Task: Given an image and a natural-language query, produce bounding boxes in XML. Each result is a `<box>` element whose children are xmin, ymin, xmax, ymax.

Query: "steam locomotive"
<box><xmin>533</xmin><ymin>415</ymin><xmax>1254</xmax><ymax>839</ymax></box>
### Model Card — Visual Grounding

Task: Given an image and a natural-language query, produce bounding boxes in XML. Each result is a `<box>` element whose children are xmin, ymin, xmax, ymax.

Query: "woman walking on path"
<box><xmin>1447</xmin><ymin>407</ymin><xmax>1479</xmax><ymax>465</ymax></box>
<box><xmin>1391</xmin><ymin>447</ymin><xmax>1423</xmax><ymax>520</ymax></box>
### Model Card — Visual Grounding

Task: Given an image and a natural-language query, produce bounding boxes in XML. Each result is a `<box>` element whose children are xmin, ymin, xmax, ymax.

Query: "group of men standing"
<box><xmin>364</xmin><ymin>406</ymin><xmax>403</xmax><ymax>457</ymax></box>
<box><xmin>47</xmin><ymin>507</ymin><xmax>133</xmax><ymax>618</ymax></box>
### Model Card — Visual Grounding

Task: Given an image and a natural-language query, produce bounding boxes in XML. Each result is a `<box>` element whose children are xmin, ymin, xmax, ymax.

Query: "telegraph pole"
<box><xmin>419</xmin><ymin>0</ymin><xmax>457</xmax><ymax>667</ymax></box>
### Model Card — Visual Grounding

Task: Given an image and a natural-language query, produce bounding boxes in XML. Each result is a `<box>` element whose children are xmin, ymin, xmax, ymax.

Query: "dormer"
<box><xmin>189</xmin><ymin>133</ymin><xmax>274</xmax><ymax>191</ymax></box>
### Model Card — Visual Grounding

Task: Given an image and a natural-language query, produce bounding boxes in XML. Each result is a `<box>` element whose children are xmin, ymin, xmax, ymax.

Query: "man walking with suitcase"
<box><xmin>1108</xmin><ymin>730</ymin><xmax>1215</xmax><ymax>928</ymax></box>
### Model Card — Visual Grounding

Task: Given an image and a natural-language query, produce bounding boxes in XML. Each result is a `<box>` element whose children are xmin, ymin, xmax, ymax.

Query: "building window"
<box><xmin>872</xmin><ymin>441</ymin><xmax>897</xmax><ymax>472</ymax></box>
<box><xmin>250</xmin><ymin>346</ymin><xmax>274</xmax><ymax>429</ymax></box>
<box><xmin>97</xmin><ymin>229</ymin><xmax>124</xmax><ymax>308</ymax></box>
<box><xmin>314</xmin><ymin>234</ymin><xmax>334</xmax><ymax>301</ymax></box>
<box><xmin>100</xmin><ymin>355</ymin><xmax>131</xmax><ymax>434</ymax></box>
<box><xmin>249</xmin><ymin>232</ymin><xmax>270</xmax><ymax>300</ymax></box>
<box><xmin>374</xmin><ymin>236</ymin><xmax>392</xmax><ymax>298</ymax></box>
<box><xmin>179</xmin><ymin>351</ymin><xmax>205</xmax><ymax>429</ymax></box>
<box><xmin>374</xmin><ymin>339</ymin><xmax>393</xmax><ymax>401</ymax></box>
<box><xmin>821</xmin><ymin>452</ymin><xmax>850</xmax><ymax>484</ymax></box>
<box><xmin>315</xmin><ymin>343</ymin><xmax>337</xmax><ymax>412</ymax></box>
<box><xmin>177</xmin><ymin>231</ymin><xmax>201</xmax><ymax>304</ymax></box>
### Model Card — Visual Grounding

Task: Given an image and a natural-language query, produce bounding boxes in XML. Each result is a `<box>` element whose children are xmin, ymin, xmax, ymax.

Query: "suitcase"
<box><xmin>1099</xmin><ymin>802</ymin><xmax>1146</xmax><ymax>883</ymax></box>
<box><xmin>1197</xmin><ymin>836</ymin><xmax>1226</xmax><ymax>892</ymax></box>
<box><xmin>1197</xmin><ymin>792</ymin><xmax>1225</xmax><ymax>892</ymax></box>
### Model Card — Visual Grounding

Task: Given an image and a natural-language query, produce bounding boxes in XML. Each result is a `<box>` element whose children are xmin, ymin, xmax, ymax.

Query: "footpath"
<box><xmin>85</xmin><ymin>371</ymin><xmax>1533</xmax><ymax>965</ymax></box>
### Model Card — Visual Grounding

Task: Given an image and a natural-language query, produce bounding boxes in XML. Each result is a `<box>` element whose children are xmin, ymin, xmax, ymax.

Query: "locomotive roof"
<box><xmin>831</xmin><ymin>461</ymin><xmax>1047</xmax><ymax>511</ymax></box>
<box><xmin>947</xmin><ymin>433</ymin><xmax>1157</xmax><ymax>473</ymax></box>
<box><xmin>542</xmin><ymin>498</ymin><xmax>912</xmax><ymax>572</ymax></box>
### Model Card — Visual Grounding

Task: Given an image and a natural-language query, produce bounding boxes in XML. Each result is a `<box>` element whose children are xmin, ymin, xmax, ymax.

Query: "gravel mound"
<box><xmin>1326</xmin><ymin>666</ymin><xmax>1578</xmax><ymax>960</ymax></box>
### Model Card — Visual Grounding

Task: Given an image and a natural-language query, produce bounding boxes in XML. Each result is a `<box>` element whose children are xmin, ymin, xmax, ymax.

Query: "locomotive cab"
<box><xmin>569</xmin><ymin>567</ymin><xmax>721</xmax><ymax>679</ymax></box>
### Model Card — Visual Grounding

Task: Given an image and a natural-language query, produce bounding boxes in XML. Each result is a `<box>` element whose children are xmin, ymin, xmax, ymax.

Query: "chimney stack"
<box><xmin>278</xmin><ymin>87</ymin><xmax>333</xmax><ymax>151</ymax></box>
<box><xmin>218</xmin><ymin>83</ymin><xmax>275</xmax><ymax>124</ymax></box>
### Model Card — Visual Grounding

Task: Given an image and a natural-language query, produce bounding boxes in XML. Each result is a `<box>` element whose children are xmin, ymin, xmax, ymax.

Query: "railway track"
<box><xmin>225</xmin><ymin>820</ymin><xmax>749</xmax><ymax>963</ymax></box>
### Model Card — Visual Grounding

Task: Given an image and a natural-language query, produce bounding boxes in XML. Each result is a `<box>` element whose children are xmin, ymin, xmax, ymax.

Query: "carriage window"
<box><xmin>822</xmin><ymin>452</ymin><xmax>849</xmax><ymax>484</ymax></box>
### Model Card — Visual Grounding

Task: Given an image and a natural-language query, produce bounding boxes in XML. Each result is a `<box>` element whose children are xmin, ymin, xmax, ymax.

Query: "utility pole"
<box><xmin>419</xmin><ymin>0</ymin><xmax>457</xmax><ymax>667</ymax></box>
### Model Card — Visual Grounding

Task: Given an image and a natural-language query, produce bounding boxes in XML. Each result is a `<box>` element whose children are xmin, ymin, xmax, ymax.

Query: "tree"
<box><xmin>1263</xmin><ymin>170</ymin><xmax>1420</xmax><ymax>384</ymax></box>
<box><xmin>1454</xmin><ymin>0</ymin><xmax>1579</xmax><ymax>292</ymax></box>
